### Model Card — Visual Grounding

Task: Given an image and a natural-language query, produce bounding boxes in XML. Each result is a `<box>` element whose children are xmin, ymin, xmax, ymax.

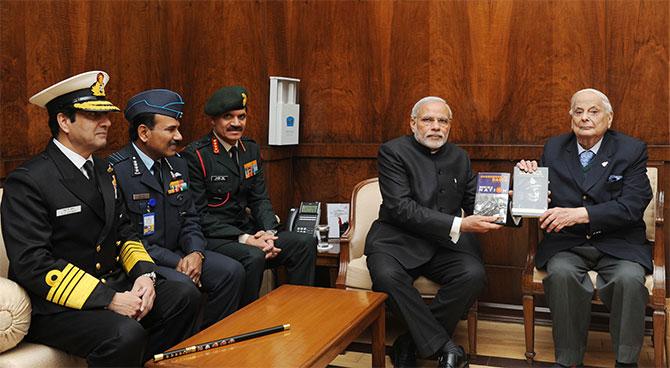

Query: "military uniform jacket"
<box><xmin>1</xmin><ymin>141</ymin><xmax>155</xmax><ymax>316</ymax></box>
<box><xmin>536</xmin><ymin>130</ymin><xmax>653</xmax><ymax>271</ymax></box>
<box><xmin>109</xmin><ymin>144</ymin><xmax>205</xmax><ymax>267</ymax></box>
<box><xmin>182</xmin><ymin>133</ymin><xmax>278</xmax><ymax>241</ymax></box>
<box><xmin>365</xmin><ymin>135</ymin><xmax>479</xmax><ymax>269</ymax></box>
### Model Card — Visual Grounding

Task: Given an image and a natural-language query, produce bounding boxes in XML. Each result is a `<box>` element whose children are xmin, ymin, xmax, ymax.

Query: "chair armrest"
<box><xmin>651</xmin><ymin>191</ymin><xmax>665</xmax><ymax>307</ymax></box>
<box><xmin>0</xmin><ymin>277</ymin><xmax>32</xmax><ymax>353</ymax></box>
<box><xmin>522</xmin><ymin>219</ymin><xmax>540</xmax><ymax>292</ymax></box>
<box><xmin>335</xmin><ymin>234</ymin><xmax>351</xmax><ymax>289</ymax></box>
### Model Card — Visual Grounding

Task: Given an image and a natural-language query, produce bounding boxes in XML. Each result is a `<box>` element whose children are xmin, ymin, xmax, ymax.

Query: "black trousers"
<box><xmin>156</xmin><ymin>249</ymin><xmax>244</xmax><ymax>329</ymax></box>
<box><xmin>208</xmin><ymin>230</ymin><xmax>317</xmax><ymax>306</ymax></box>
<box><xmin>27</xmin><ymin>279</ymin><xmax>200</xmax><ymax>367</ymax></box>
<box><xmin>367</xmin><ymin>247</ymin><xmax>486</xmax><ymax>358</ymax></box>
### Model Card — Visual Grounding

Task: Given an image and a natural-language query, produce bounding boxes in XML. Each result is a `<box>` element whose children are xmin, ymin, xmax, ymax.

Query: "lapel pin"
<box><xmin>602</xmin><ymin>161</ymin><xmax>608</xmax><ymax>167</ymax></box>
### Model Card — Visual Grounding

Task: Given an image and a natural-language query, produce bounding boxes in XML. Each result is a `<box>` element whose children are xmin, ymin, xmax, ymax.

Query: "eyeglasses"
<box><xmin>414</xmin><ymin>116</ymin><xmax>451</xmax><ymax>127</ymax></box>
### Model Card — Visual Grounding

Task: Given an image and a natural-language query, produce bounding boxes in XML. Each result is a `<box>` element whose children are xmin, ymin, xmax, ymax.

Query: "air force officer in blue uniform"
<box><xmin>109</xmin><ymin>89</ymin><xmax>244</xmax><ymax>329</ymax></box>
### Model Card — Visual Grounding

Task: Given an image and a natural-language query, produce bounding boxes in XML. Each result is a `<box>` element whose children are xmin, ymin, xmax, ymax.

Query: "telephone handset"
<box><xmin>287</xmin><ymin>201</ymin><xmax>321</xmax><ymax>237</ymax></box>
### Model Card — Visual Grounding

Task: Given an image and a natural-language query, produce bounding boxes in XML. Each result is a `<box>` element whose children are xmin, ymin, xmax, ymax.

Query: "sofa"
<box><xmin>0</xmin><ymin>187</ymin><xmax>86</xmax><ymax>367</ymax></box>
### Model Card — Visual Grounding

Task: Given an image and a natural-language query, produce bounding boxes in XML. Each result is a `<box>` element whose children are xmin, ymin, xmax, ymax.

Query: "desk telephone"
<box><xmin>287</xmin><ymin>201</ymin><xmax>321</xmax><ymax>237</ymax></box>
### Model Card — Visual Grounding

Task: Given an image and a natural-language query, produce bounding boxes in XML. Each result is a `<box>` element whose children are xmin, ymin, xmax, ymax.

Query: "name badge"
<box><xmin>243</xmin><ymin>160</ymin><xmax>259</xmax><ymax>179</ymax></box>
<box><xmin>56</xmin><ymin>205</ymin><xmax>81</xmax><ymax>217</ymax></box>
<box><xmin>143</xmin><ymin>213</ymin><xmax>155</xmax><ymax>236</ymax></box>
<box><xmin>133</xmin><ymin>193</ymin><xmax>151</xmax><ymax>201</ymax></box>
<box><xmin>210</xmin><ymin>175</ymin><xmax>228</xmax><ymax>182</ymax></box>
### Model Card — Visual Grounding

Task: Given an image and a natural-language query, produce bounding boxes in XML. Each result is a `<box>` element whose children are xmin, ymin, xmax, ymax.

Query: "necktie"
<box><xmin>229</xmin><ymin>146</ymin><xmax>239</xmax><ymax>165</ymax></box>
<box><xmin>579</xmin><ymin>150</ymin><xmax>595</xmax><ymax>168</ymax></box>
<box><xmin>230</xmin><ymin>146</ymin><xmax>243</xmax><ymax>178</ymax></box>
<box><xmin>83</xmin><ymin>160</ymin><xmax>96</xmax><ymax>184</ymax></box>
<box><xmin>152</xmin><ymin>160</ymin><xmax>163</xmax><ymax>186</ymax></box>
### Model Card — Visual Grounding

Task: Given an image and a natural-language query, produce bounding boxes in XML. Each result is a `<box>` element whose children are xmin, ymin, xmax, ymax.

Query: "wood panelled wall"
<box><xmin>1</xmin><ymin>0</ymin><xmax>668</xmax><ymax>308</ymax></box>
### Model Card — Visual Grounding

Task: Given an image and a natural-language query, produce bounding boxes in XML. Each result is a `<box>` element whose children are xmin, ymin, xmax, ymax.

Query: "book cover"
<box><xmin>473</xmin><ymin>172</ymin><xmax>510</xmax><ymax>224</ymax></box>
<box><xmin>512</xmin><ymin>167</ymin><xmax>549</xmax><ymax>217</ymax></box>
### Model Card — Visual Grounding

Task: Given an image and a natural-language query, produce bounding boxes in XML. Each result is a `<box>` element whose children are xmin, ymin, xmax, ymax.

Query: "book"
<box><xmin>326</xmin><ymin>203</ymin><xmax>350</xmax><ymax>239</ymax></box>
<box><xmin>512</xmin><ymin>167</ymin><xmax>549</xmax><ymax>217</ymax></box>
<box><xmin>473</xmin><ymin>172</ymin><xmax>510</xmax><ymax>224</ymax></box>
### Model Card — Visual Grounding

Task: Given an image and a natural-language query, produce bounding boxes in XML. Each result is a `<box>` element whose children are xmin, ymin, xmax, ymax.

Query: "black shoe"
<box><xmin>437</xmin><ymin>345</ymin><xmax>468</xmax><ymax>368</ymax></box>
<box><xmin>615</xmin><ymin>362</ymin><xmax>638</xmax><ymax>368</ymax></box>
<box><xmin>391</xmin><ymin>333</ymin><xmax>417</xmax><ymax>368</ymax></box>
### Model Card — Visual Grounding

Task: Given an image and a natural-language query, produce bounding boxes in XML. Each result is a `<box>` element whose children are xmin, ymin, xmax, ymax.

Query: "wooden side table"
<box><xmin>316</xmin><ymin>239</ymin><xmax>340</xmax><ymax>287</ymax></box>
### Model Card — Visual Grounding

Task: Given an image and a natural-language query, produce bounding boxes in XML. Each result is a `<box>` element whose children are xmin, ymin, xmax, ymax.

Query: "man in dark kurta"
<box><xmin>366</xmin><ymin>96</ymin><xmax>503</xmax><ymax>368</ymax></box>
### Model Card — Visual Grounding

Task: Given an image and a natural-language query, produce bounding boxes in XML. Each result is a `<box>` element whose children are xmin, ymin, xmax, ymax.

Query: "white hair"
<box><xmin>411</xmin><ymin>96</ymin><xmax>453</xmax><ymax>119</ymax></box>
<box><xmin>569</xmin><ymin>88</ymin><xmax>613</xmax><ymax>114</ymax></box>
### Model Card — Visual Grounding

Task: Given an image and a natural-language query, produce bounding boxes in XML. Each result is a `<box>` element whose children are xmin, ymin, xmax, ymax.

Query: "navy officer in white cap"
<box><xmin>1</xmin><ymin>72</ymin><xmax>200</xmax><ymax>367</ymax></box>
<box><xmin>109</xmin><ymin>89</ymin><xmax>244</xmax><ymax>329</ymax></box>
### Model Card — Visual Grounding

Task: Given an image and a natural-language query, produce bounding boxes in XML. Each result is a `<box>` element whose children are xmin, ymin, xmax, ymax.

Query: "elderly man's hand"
<box><xmin>540</xmin><ymin>207</ymin><xmax>589</xmax><ymax>232</ymax></box>
<box><xmin>516</xmin><ymin>160</ymin><xmax>538</xmax><ymax>173</ymax></box>
<box><xmin>460</xmin><ymin>215</ymin><xmax>503</xmax><ymax>233</ymax></box>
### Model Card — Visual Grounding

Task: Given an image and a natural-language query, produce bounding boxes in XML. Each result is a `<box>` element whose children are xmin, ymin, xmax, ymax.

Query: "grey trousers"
<box><xmin>543</xmin><ymin>246</ymin><xmax>648</xmax><ymax>366</ymax></box>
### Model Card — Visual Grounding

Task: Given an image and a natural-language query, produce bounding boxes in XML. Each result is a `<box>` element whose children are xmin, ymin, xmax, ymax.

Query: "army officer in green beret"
<box><xmin>182</xmin><ymin>86</ymin><xmax>316</xmax><ymax>306</ymax></box>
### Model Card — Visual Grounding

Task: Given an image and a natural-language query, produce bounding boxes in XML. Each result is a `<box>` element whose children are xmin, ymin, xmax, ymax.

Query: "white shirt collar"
<box><xmin>577</xmin><ymin>136</ymin><xmax>603</xmax><ymax>155</ymax></box>
<box><xmin>212</xmin><ymin>130</ymin><xmax>238</xmax><ymax>153</ymax></box>
<box><xmin>52</xmin><ymin>138</ymin><xmax>92</xmax><ymax>171</ymax></box>
<box><xmin>132</xmin><ymin>142</ymin><xmax>157</xmax><ymax>173</ymax></box>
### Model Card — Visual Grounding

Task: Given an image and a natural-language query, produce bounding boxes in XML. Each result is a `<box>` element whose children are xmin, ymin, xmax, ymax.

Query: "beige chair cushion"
<box><xmin>0</xmin><ymin>278</ymin><xmax>31</xmax><ymax>353</ymax></box>
<box><xmin>0</xmin><ymin>342</ymin><xmax>86</xmax><ymax>368</ymax></box>
<box><xmin>348</xmin><ymin>180</ymin><xmax>382</xmax><ymax>260</ymax></box>
<box><xmin>346</xmin><ymin>255</ymin><xmax>441</xmax><ymax>296</ymax></box>
<box><xmin>644</xmin><ymin>168</ymin><xmax>657</xmax><ymax>241</ymax></box>
<box><xmin>533</xmin><ymin>268</ymin><xmax>653</xmax><ymax>294</ymax></box>
<box><xmin>0</xmin><ymin>188</ymin><xmax>8</xmax><ymax>279</ymax></box>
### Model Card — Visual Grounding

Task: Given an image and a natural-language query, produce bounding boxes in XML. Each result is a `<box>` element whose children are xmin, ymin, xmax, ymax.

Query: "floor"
<box><xmin>328</xmin><ymin>319</ymin><xmax>658</xmax><ymax>367</ymax></box>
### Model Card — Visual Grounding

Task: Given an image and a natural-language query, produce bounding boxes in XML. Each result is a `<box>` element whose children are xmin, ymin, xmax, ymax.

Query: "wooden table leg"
<box><xmin>371</xmin><ymin>305</ymin><xmax>386</xmax><ymax>368</ymax></box>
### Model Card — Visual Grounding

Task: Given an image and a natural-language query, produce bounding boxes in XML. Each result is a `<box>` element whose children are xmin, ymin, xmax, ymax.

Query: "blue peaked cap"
<box><xmin>124</xmin><ymin>89</ymin><xmax>185</xmax><ymax>122</ymax></box>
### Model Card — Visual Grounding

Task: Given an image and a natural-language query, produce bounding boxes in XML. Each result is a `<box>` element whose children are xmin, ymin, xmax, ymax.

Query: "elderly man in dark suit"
<box><xmin>517</xmin><ymin>88</ymin><xmax>652</xmax><ymax>368</ymax></box>
<box><xmin>366</xmin><ymin>96</ymin><xmax>504</xmax><ymax>368</ymax></box>
<box><xmin>109</xmin><ymin>89</ymin><xmax>244</xmax><ymax>329</ymax></box>
<box><xmin>1</xmin><ymin>72</ymin><xmax>199</xmax><ymax>367</ymax></box>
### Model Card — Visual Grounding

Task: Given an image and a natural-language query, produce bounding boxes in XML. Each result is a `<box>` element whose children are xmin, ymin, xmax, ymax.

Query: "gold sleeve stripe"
<box><xmin>57</xmin><ymin>269</ymin><xmax>85</xmax><ymax>305</ymax></box>
<box><xmin>52</xmin><ymin>267</ymin><xmax>81</xmax><ymax>304</ymax></box>
<box><xmin>63</xmin><ymin>272</ymin><xmax>99</xmax><ymax>309</ymax></box>
<box><xmin>120</xmin><ymin>240</ymin><xmax>154</xmax><ymax>273</ymax></box>
<box><xmin>46</xmin><ymin>263</ymin><xmax>74</xmax><ymax>301</ymax></box>
<box><xmin>45</xmin><ymin>263</ymin><xmax>99</xmax><ymax>309</ymax></box>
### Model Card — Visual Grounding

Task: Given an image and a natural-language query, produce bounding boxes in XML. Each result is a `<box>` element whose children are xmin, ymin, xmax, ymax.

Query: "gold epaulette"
<box><xmin>45</xmin><ymin>263</ymin><xmax>99</xmax><ymax>309</ymax></box>
<box><xmin>119</xmin><ymin>240</ymin><xmax>154</xmax><ymax>273</ymax></box>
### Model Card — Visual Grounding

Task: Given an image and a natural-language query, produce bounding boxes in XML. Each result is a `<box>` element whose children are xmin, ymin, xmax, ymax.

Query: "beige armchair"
<box><xmin>522</xmin><ymin>167</ymin><xmax>665</xmax><ymax>366</ymax></box>
<box><xmin>335</xmin><ymin>178</ymin><xmax>478</xmax><ymax>354</ymax></box>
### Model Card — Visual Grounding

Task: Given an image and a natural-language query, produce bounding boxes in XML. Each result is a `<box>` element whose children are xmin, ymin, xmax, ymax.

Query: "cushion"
<box><xmin>0</xmin><ymin>342</ymin><xmax>86</xmax><ymax>368</ymax></box>
<box><xmin>345</xmin><ymin>255</ymin><xmax>441</xmax><ymax>296</ymax></box>
<box><xmin>0</xmin><ymin>277</ymin><xmax>31</xmax><ymax>353</ymax></box>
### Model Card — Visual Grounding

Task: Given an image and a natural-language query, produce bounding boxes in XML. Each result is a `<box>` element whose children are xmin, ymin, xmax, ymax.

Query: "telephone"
<box><xmin>287</xmin><ymin>201</ymin><xmax>321</xmax><ymax>237</ymax></box>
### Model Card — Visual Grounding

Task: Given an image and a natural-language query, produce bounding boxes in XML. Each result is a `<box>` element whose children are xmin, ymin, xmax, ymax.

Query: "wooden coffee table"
<box><xmin>145</xmin><ymin>285</ymin><xmax>387</xmax><ymax>367</ymax></box>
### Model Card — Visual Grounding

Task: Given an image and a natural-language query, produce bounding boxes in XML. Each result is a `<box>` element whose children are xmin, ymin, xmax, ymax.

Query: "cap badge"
<box><xmin>241</xmin><ymin>92</ymin><xmax>247</xmax><ymax>107</ymax></box>
<box><xmin>90</xmin><ymin>72</ymin><xmax>106</xmax><ymax>97</ymax></box>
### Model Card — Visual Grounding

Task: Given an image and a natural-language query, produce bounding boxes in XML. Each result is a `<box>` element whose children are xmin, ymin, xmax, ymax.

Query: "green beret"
<box><xmin>204</xmin><ymin>86</ymin><xmax>248</xmax><ymax>116</ymax></box>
